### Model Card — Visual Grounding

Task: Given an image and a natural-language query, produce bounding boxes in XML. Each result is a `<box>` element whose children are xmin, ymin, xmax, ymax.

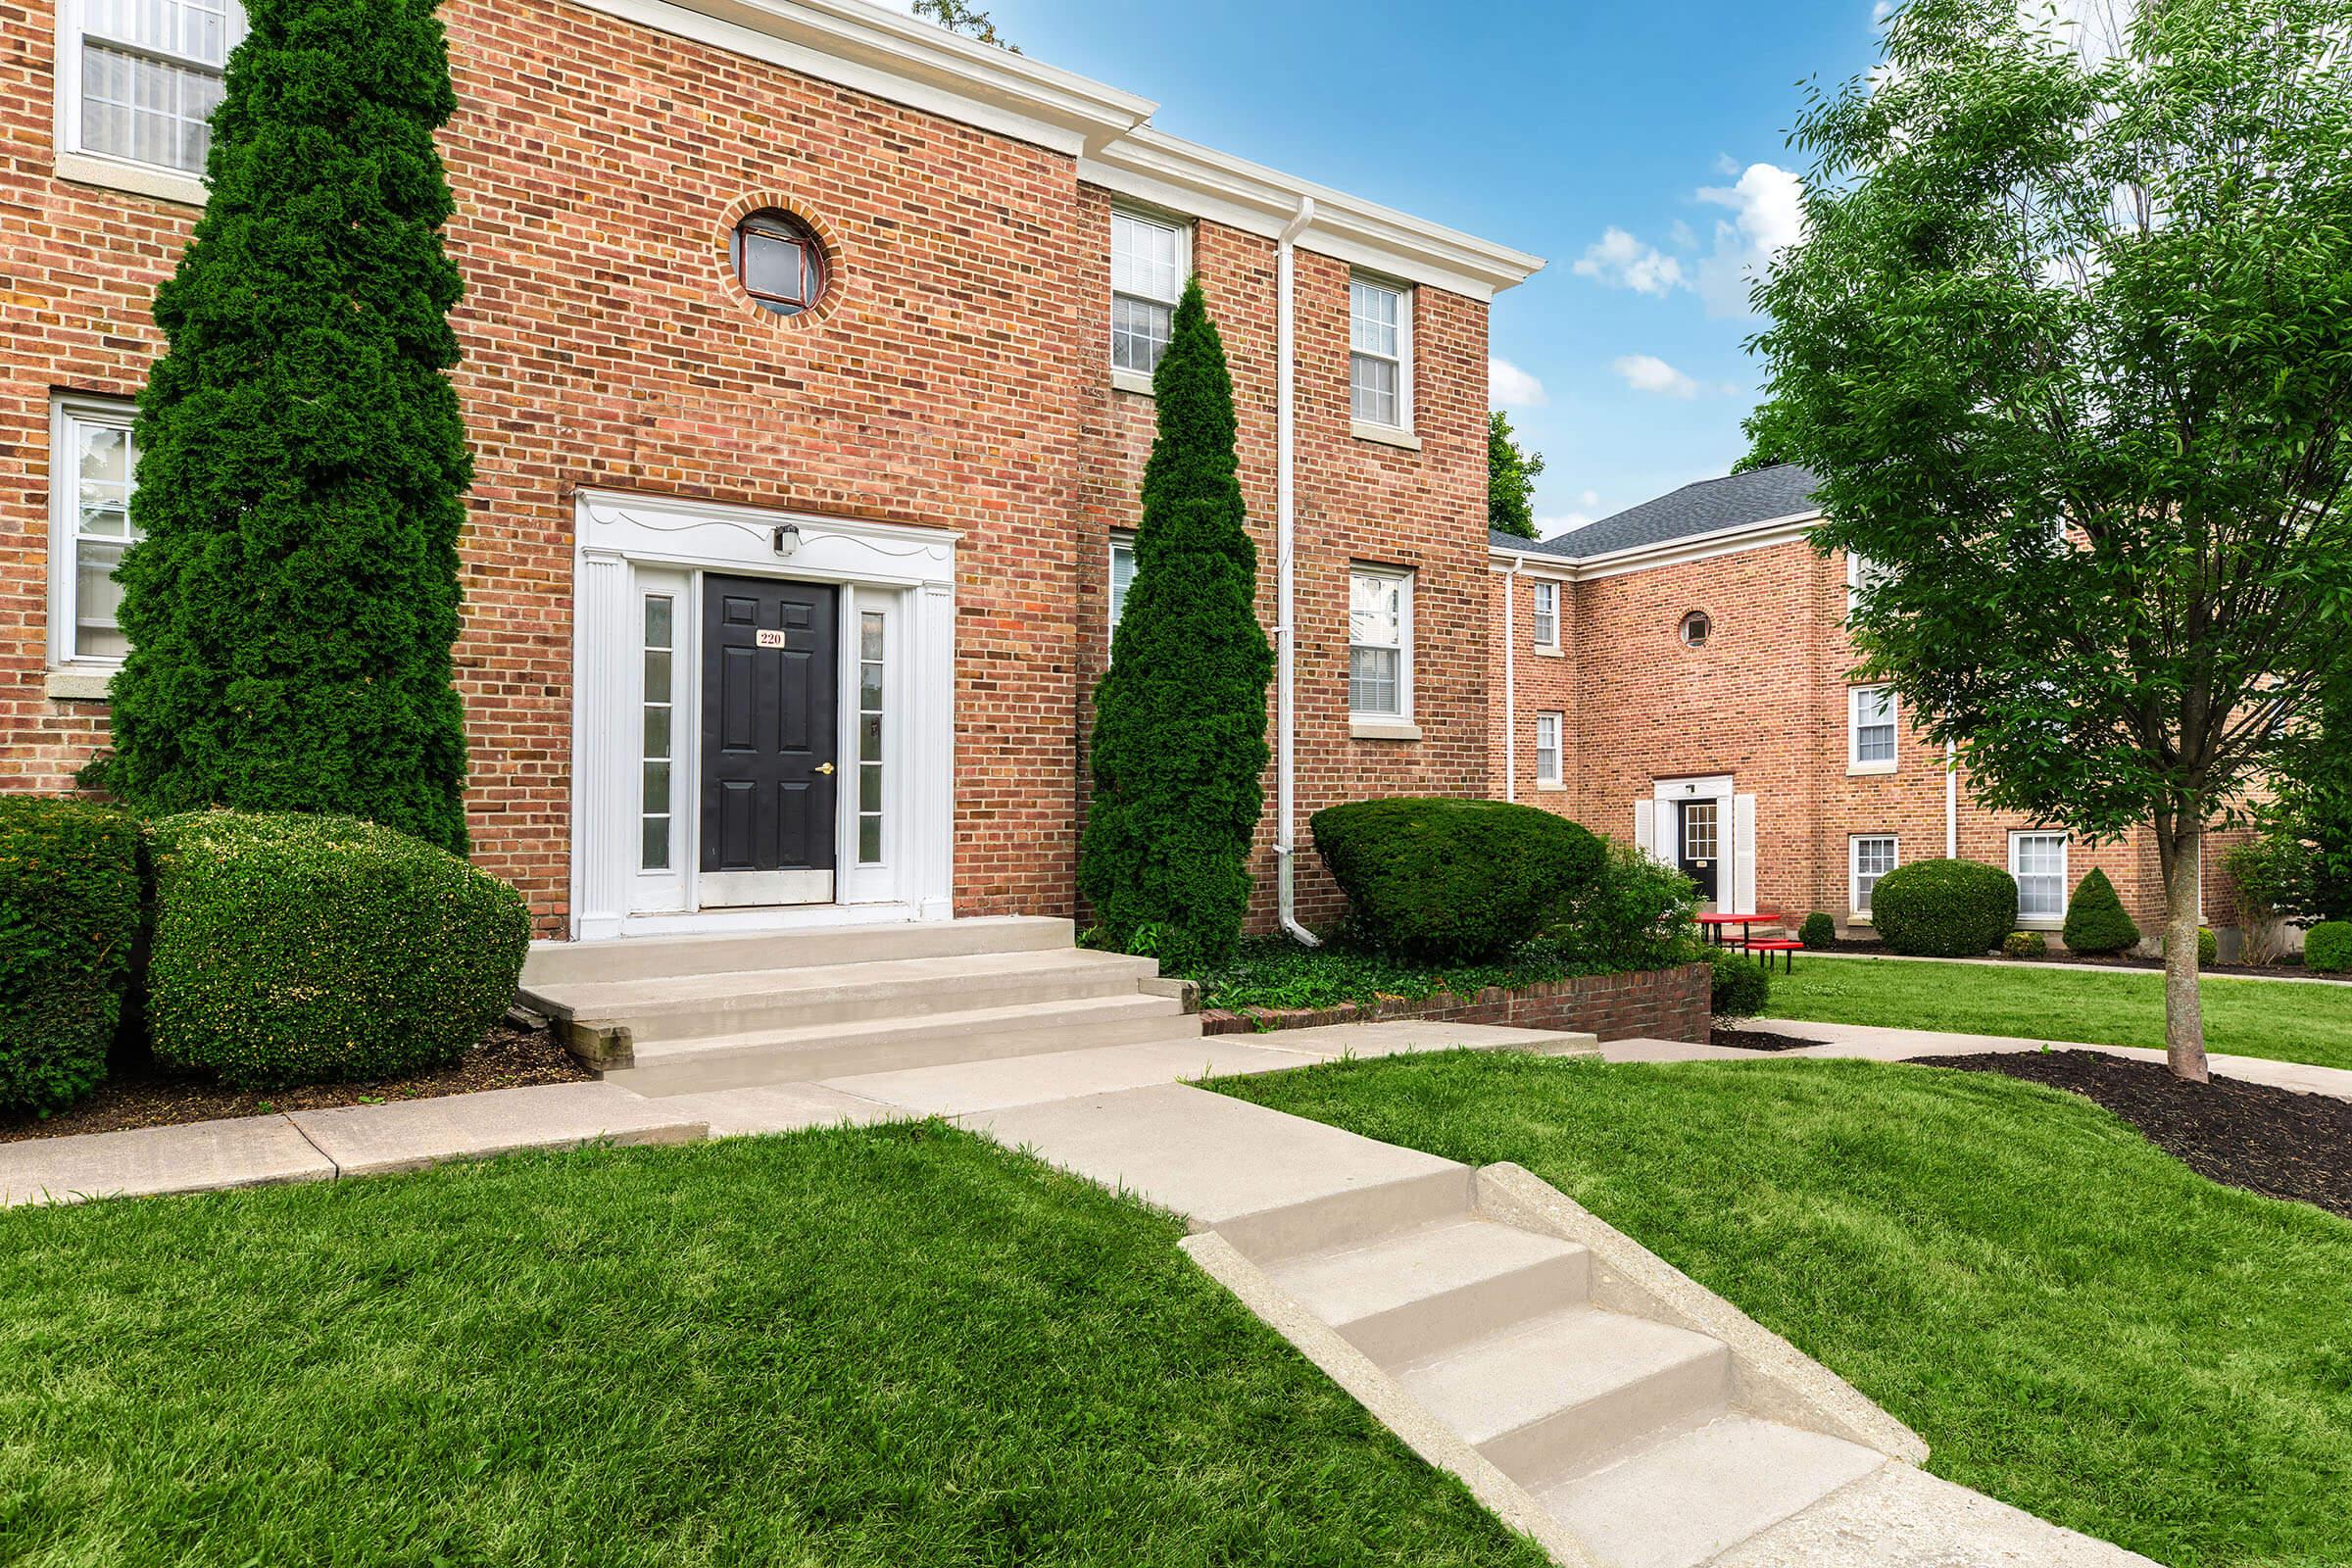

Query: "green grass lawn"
<box><xmin>1770</xmin><ymin>956</ymin><xmax>2352</xmax><ymax>1070</ymax></box>
<box><xmin>1217</xmin><ymin>1053</ymin><xmax>2352</xmax><ymax>1568</ymax></box>
<box><xmin>0</xmin><ymin>1124</ymin><xmax>1548</xmax><ymax>1568</ymax></box>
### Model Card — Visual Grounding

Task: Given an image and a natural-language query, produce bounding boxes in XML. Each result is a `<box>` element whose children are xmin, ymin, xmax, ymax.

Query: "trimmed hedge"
<box><xmin>2062</xmin><ymin>868</ymin><xmax>2140</xmax><ymax>956</ymax></box>
<box><xmin>1706</xmin><ymin>947</ymin><xmax>1770</xmax><ymax>1020</ymax></box>
<box><xmin>1799</xmin><ymin>912</ymin><xmax>1837</xmax><ymax>950</ymax></box>
<box><xmin>0</xmin><ymin>799</ymin><xmax>141</xmax><ymax>1115</ymax></box>
<box><xmin>1311</xmin><ymin>798</ymin><xmax>1606</xmax><ymax>963</ymax></box>
<box><xmin>146</xmin><ymin>811</ymin><xmax>529</xmax><ymax>1089</ymax></box>
<box><xmin>2004</xmin><ymin>930</ymin><xmax>2049</xmax><ymax>958</ymax></box>
<box><xmin>1872</xmin><ymin>858</ymin><xmax>2019</xmax><ymax>957</ymax></box>
<box><xmin>2308</xmin><ymin>921</ymin><xmax>2352</xmax><ymax>974</ymax></box>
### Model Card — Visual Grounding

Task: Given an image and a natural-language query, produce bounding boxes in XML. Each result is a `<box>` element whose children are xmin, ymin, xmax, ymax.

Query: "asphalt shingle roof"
<box><xmin>1492</xmin><ymin>464</ymin><xmax>1822</xmax><ymax>563</ymax></box>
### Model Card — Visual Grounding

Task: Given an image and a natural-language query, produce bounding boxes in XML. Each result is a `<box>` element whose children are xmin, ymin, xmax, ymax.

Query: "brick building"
<box><xmin>1490</xmin><ymin>466</ymin><xmax>2234</xmax><ymax>950</ymax></box>
<box><xmin>6</xmin><ymin>0</ymin><xmax>1540</xmax><ymax>939</ymax></box>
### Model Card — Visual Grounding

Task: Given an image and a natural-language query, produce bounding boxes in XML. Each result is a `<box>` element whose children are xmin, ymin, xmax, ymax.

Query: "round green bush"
<box><xmin>0</xmin><ymin>799</ymin><xmax>141</xmax><ymax>1115</ymax></box>
<box><xmin>2200</xmin><ymin>926</ymin><xmax>2219</xmax><ymax>966</ymax></box>
<box><xmin>2307</xmin><ymin>921</ymin><xmax>2352</xmax><ymax>973</ymax></box>
<box><xmin>1799</xmin><ymin>912</ymin><xmax>1837</xmax><ymax>950</ymax></box>
<box><xmin>145</xmin><ymin>811</ymin><xmax>530</xmax><ymax>1090</ymax></box>
<box><xmin>2004</xmin><ymin>930</ymin><xmax>2048</xmax><ymax>958</ymax></box>
<box><xmin>1871</xmin><ymin>858</ymin><xmax>2019</xmax><ymax>957</ymax></box>
<box><xmin>1310</xmin><ymin>798</ymin><xmax>1606</xmax><ymax>963</ymax></box>
<box><xmin>1706</xmin><ymin>948</ymin><xmax>1770</xmax><ymax>1020</ymax></box>
<box><xmin>2061</xmin><ymin>867</ymin><xmax>2141</xmax><ymax>956</ymax></box>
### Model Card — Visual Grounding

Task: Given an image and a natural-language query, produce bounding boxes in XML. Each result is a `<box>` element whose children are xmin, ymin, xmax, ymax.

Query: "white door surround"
<box><xmin>569</xmin><ymin>489</ymin><xmax>957</xmax><ymax>942</ymax></box>
<box><xmin>1637</xmin><ymin>774</ymin><xmax>1757</xmax><ymax>915</ymax></box>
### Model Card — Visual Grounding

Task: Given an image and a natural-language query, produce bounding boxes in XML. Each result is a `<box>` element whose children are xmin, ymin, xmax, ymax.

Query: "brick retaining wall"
<box><xmin>1200</xmin><ymin>961</ymin><xmax>1712</xmax><ymax>1044</ymax></box>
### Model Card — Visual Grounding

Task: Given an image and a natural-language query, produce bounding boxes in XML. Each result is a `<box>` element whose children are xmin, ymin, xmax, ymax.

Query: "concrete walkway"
<box><xmin>1606</xmin><ymin>1017</ymin><xmax>2352</xmax><ymax>1101</ymax></box>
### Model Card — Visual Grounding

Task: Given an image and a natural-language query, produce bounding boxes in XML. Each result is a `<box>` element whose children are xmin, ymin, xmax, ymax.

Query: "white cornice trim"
<box><xmin>566</xmin><ymin>0</ymin><xmax>1154</xmax><ymax>156</ymax></box>
<box><xmin>1079</xmin><ymin>128</ymin><xmax>1544</xmax><ymax>300</ymax></box>
<box><xmin>1486</xmin><ymin>511</ymin><xmax>1825</xmax><ymax>581</ymax></box>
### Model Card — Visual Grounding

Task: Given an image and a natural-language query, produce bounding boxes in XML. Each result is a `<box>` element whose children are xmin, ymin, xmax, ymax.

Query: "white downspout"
<box><xmin>1501</xmin><ymin>556</ymin><xmax>1524</xmax><ymax>803</ymax></box>
<box><xmin>1945</xmin><ymin>741</ymin><xmax>1959</xmax><ymax>859</ymax></box>
<box><xmin>1276</xmin><ymin>195</ymin><xmax>1319</xmax><ymax>946</ymax></box>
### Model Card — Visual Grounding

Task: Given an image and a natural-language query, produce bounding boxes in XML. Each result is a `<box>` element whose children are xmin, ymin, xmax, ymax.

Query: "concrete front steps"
<box><xmin>1234</xmin><ymin>1202</ymin><xmax>1888</xmax><ymax>1568</ymax></box>
<box><xmin>520</xmin><ymin>916</ymin><xmax>1201</xmax><ymax>1096</ymax></box>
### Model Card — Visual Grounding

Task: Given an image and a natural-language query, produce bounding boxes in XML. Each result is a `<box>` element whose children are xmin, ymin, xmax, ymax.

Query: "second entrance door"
<box><xmin>700</xmin><ymin>575</ymin><xmax>840</xmax><ymax>906</ymax></box>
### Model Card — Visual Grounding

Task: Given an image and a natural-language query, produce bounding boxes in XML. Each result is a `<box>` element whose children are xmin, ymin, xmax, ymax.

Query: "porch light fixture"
<box><xmin>773</xmin><ymin>523</ymin><xmax>802</xmax><ymax>559</ymax></box>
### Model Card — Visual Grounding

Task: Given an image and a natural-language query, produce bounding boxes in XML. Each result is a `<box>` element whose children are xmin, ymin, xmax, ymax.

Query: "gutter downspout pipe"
<box><xmin>1501</xmin><ymin>555</ymin><xmax>1524</xmax><ymax>803</ymax></box>
<box><xmin>1276</xmin><ymin>195</ymin><xmax>1319</xmax><ymax>947</ymax></box>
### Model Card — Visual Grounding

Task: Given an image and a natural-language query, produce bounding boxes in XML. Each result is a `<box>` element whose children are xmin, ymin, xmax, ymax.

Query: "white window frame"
<box><xmin>56</xmin><ymin>0</ymin><xmax>244</xmax><ymax>188</ymax></box>
<box><xmin>49</xmin><ymin>394</ymin><xmax>143</xmax><ymax>676</ymax></box>
<box><xmin>1850</xmin><ymin>834</ymin><xmax>1898</xmax><ymax>919</ymax></box>
<box><xmin>1348</xmin><ymin>273</ymin><xmax>1414</xmax><ymax>433</ymax></box>
<box><xmin>1109</xmin><ymin>207</ymin><xmax>1189</xmax><ymax>388</ymax></box>
<box><xmin>1846</xmin><ymin>550</ymin><xmax>1897</xmax><ymax>613</ymax></box>
<box><xmin>1107</xmin><ymin>529</ymin><xmax>1137</xmax><ymax>648</ymax></box>
<box><xmin>1530</xmin><ymin>580</ymin><xmax>1559</xmax><ymax>651</ymax></box>
<box><xmin>1348</xmin><ymin>564</ymin><xmax>1415</xmax><ymax>734</ymax></box>
<box><xmin>1848</xmin><ymin>683</ymin><xmax>1898</xmax><ymax>774</ymax></box>
<box><xmin>1535</xmin><ymin>711</ymin><xmax>1563</xmax><ymax>787</ymax></box>
<box><xmin>2010</xmin><ymin>830</ymin><xmax>2071</xmax><ymax>928</ymax></box>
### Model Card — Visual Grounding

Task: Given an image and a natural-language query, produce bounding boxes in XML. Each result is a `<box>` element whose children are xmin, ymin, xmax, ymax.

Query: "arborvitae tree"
<box><xmin>1080</xmin><ymin>280</ymin><xmax>1272</xmax><ymax>969</ymax></box>
<box><xmin>2062</xmin><ymin>868</ymin><xmax>2141</xmax><ymax>956</ymax></box>
<box><xmin>92</xmin><ymin>0</ymin><xmax>474</xmax><ymax>855</ymax></box>
<box><xmin>1488</xmin><ymin>412</ymin><xmax>1544</xmax><ymax>540</ymax></box>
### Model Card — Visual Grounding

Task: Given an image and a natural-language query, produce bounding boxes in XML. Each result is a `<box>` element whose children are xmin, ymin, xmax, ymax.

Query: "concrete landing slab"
<box><xmin>655</xmin><ymin>1082</ymin><xmax>904</xmax><ymax>1137</ymax></box>
<box><xmin>1260</xmin><ymin>1019</ymin><xmax>1599</xmax><ymax>1060</ymax></box>
<box><xmin>966</xmin><ymin>1081</ymin><xmax>1461</xmax><ymax>1229</ymax></box>
<box><xmin>0</xmin><ymin>1116</ymin><xmax>333</xmax><ymax>1206</ymax></box>
<box><xmin>822</xmin><ymin>1036</ymin><xmax>1328</xmax><ymax>1116</ymax></box>
<box><xmin>288</xmin><ymin>1083</ymin><xmax>705</xmax><ymax>1178</ymax></box>
<box><xmin>1714</xmin><ymin>1462</ymin><xmax>2160</xmax><ymax>1567</ymax></box>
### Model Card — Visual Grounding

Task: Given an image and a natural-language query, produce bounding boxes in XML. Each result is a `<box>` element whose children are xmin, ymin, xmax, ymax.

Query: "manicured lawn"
<box><xmin>1771</xmin><ymin>956</ymin><xmax>2352</xmax><ymax>1070</ymax></box>
<box><xmin>0</xmin><ymin>1124</ymin><xmax>1548</xmax><ymax>1568</ymax></box>
<box><xmin>1217</xmin><ymin>1053</ymin><xmax>2352</xmax><ymax>1568</ymax></box>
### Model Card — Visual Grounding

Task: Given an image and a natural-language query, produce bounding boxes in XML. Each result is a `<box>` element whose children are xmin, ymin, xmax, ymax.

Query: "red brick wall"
<box><xmin>1200</xmin><ymin>961</ymin><xmax>1712</xmax><ymax>1044</ymax></box>
<box><xmin>1494</xmin><ymin>537</ymin><xmax>2193</xmax><ymax>944</ymax></box>
<box><xmin>2</xmin><ymin>0</ymin><xmax>1494</xmax><ymax>937</ymax></box>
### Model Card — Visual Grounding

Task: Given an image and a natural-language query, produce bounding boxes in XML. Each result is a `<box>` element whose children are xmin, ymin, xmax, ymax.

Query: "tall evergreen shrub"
<box><xmin>1080</xmin><ymin>280</ymin><xmax>1273</xmax><ymax>968</ymax></box>
<box><xmin>92</xmin><ymin>0</ymin><xmax>474</xmax><ymax>854</ymax></box>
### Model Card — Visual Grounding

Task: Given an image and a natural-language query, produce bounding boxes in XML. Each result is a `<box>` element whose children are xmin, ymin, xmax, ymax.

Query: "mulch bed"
<box><xmin>1920</xmin><ymin>1051</ymin><xmax>2352</xmax><ymax>1220</ymax></box>
<box><xmin>0</xmin><ymin>1019</ymin><xmax>591</xmax><ymax>1146</ymax></box>
<box><xmin>1712</xmin><ymin>1025</ymin><xmax>1832</xmax><ymax>1053</ymax></box>
<box><xmin>1816</xmin><ymin>937</ymin><xmax>2344</xmax><ymax>983</ymax></box>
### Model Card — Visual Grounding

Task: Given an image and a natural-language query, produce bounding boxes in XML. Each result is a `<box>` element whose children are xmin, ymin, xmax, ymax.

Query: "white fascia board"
<box><xmin>569</xmin><ymin>0</ymin><xmax>1154</xmax><ymax>156</ymax></box>
<box><xmin>1485</xmin><ymin>512</ymin><xmax>1825</xmax><ymax>581</ymax></box>
<box><xmin>1080</xmin><ymin>127</ymin><xmax>1545</xmax><ymax>300</ymax></box>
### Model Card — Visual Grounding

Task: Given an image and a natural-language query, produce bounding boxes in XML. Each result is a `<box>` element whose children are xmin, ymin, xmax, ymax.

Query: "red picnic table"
<box><xmin>1695</xmin><ymin>910</ymin><xmax>1804</xmax><ymax>972</ymax></box>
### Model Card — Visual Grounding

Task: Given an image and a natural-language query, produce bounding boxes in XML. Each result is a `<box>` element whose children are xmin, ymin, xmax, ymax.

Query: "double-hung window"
<box><xmin>1110</xmin><ymin>209</ymin><xmax>1188</xmax><ymax>377</ymax></box>
<box><xmin>1107</xmin><ymin>531</ymin><xmax>1137</xmax><ymax>646</ymax></box>
<box><xmin>1349</xmin><ymin>275</ymin><xmax>1411</xmax><ymax>429</ymax></box>
<box><xmin>1531</xmin><ymin>580</ymin><xmax>1558</xmax><ymax>649</ymax></box>
<box><xmin>1849</xmin><ymin>684</ymin><xmax>1897</xmax><ymax>771</ymax></box>
<box><xmin>1846</xmin><ymin>551</ymin><xmax>1896</xmax><ymax>615</ymax></box>
<box><xmin>62</xmin><ymin>0</ymin><xmax>241</xmax><ymax>176</ymax></box>
<box><xmin>1536</xmin><ymin>712</ymin><xmax>1563</xmax><ymax>786</ymax></box>
<box><xmin>51</xmin><ymin>397</ymin><xmax>142</xmax><ymax>667</ymax></box>
<box><xmin>2011</xmin><ymin>832</ymin><xmax>2070</xmax><ymax>924</ymax></box>
<box><xmin>1348</xmin><ymin>565</ymin><xmax>1413</xmax><ymax>721</ymax></box>
<box><xmin>1851</xmin><ymin>835</ymin><xmax>1898</xmax><ymax>916</ymax></box>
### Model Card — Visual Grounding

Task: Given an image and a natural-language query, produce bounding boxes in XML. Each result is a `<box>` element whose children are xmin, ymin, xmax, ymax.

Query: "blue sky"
<box><xmin>904</xmin><ymin>0</ymin><xmax>1890</xmax><ymax>536</ymax></box>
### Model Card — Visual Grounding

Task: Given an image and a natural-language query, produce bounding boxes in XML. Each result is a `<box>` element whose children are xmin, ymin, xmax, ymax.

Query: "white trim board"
<box><xmin>568</xmin><ymin>488</ymin><xmax>958</xmax><ymax>942</ymax></box>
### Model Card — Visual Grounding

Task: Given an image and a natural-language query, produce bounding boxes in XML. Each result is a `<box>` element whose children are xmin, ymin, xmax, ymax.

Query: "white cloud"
<box><xmin>1873</xmin><ymin>0</ymin><xmax>1895</xmax><ymax>21</ymax></box>
<box><xmin>1537</xmin><ymin>514</ymin><xmax>1595</xmax><ymax>538</ymax></box>
<box><xmin>1611</xmin><ymin>354</ymin><xmax>1700</xmax><ymax>399</ymax></box>
<box><xmin>1578</xmin><ymin>488</ymin><xmax>1600</xmax><ymax>510</ymax></box>
<box><xmin>1489</xmin><ymin>357</ymin><xmax>1548</xmax><ymax>409</ymax></box>
<box><xmin>1572</xmin><ymin>227</ymin><xmax>1686</xmax><ymax>297</ymax></box>
<box><xmin>1693</xmin><ymin>162</ymin><xmax>1805</xmax><ymax>317</ymax></box>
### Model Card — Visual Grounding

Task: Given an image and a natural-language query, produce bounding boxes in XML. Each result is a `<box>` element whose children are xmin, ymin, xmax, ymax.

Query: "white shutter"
<box><xmin>1734</xmin><ymin>794</ymin><xmax>1758</xmax><ymax>915</ymax></box>
<box><xmin>1635</xmin><ymin>800</ymin><xmax>1657</xmax><ymax>862</ymax></box>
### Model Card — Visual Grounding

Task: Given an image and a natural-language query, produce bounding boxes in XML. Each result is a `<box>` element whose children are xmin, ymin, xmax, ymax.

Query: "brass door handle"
<box><xmin>814</xmin><ymin>762</ymin><xmax>836</xmax><ymax>775</ymax></box>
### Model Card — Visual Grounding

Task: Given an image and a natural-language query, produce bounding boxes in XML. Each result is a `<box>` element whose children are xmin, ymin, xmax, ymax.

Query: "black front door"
<box><xmin>1677</xmin><ymin>799</ymin><xmax>1721</xmax><ymax>905</ymax></box>
<box><xmin>700</xmin><ymin>576</ymin><xmax>839</xmax><ymax>906</ymax></box>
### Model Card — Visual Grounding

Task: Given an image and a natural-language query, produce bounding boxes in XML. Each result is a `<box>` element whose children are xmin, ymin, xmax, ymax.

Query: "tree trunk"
<box><xmin>2162</xmin><ymin>817</ymin><xmax>2210</xmax><ymax>1083</ymax></box>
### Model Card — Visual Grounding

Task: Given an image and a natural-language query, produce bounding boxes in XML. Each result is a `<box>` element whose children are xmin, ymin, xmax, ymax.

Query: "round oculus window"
<box><xmin>733</xmin><ymin>210</ymin><xmax>826</xmax><ymax>318</ymax></box>
<box><xmin>1679</xmin><ymin>611</ymin><xmax>1712</xmax><ymax>649</ymax></box>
